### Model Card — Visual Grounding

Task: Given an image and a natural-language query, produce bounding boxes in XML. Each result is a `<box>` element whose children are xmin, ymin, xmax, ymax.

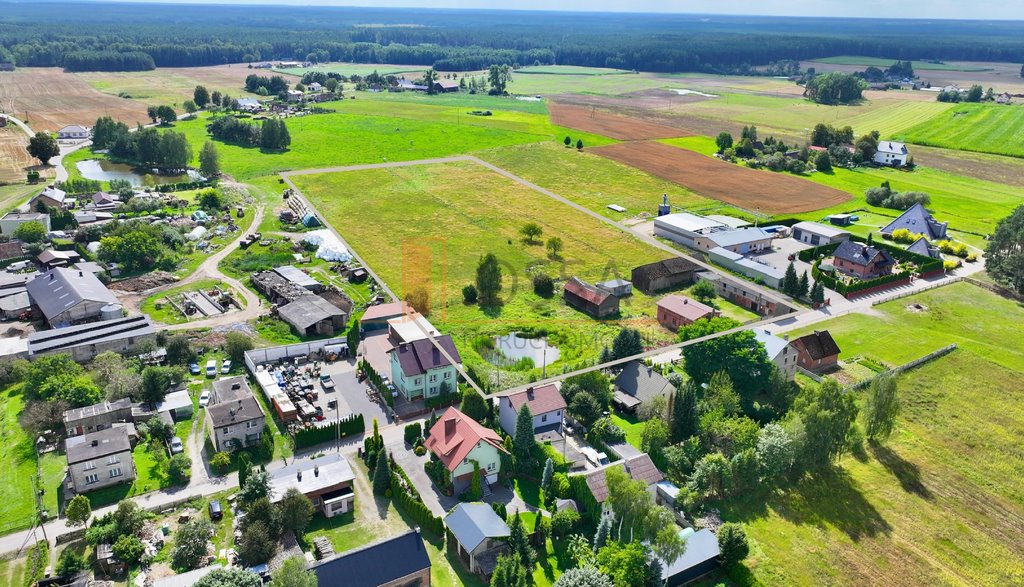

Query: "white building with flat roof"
<box><xmin>653</xmin><ymin>213</ymin><xmax>730</xmax><ymax>249</ymax></box>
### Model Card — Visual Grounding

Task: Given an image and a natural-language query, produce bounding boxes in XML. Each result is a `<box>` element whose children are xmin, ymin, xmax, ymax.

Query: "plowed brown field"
<box><xmin>549</xmin><ymin>102</ymin><xmax>691</xmax><ymax>141</ymax></box>
<box><xmin>0</xmin><ymin>68</ymin><xmax>149</xmax><ymax>132</ymax></box>
<box><xmin>592</xmin><ymin>141</ymin><xmax>851</xmax><ymax>214</ymax></box>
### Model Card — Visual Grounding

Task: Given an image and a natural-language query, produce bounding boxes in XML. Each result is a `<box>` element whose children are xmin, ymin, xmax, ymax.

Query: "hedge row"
<box><xmin>424</xmin><ymin>388</ymin><xmax>460</xmax><ymax>410</ymax></box>
<box><xmin>800</xmin><ymin>234</ymin><xmax>942</xmax><ymax>274</ymax></box>
<box><xmin>568</xmin><ymin>473</ymin><xmax>600</xmax><ymax>525</ymax></box>
<box><xmin>390</xmin><ymin>466</ymin><xmax>443</xmax><ymax>536</ymax></box>
<box><xmin>155</xmin><ymin>180</ymin><xmax>213</xmax><ymax>193</ymax></box>
<box><xmin>293</xmin><ymin>413</ymin><xmax>364</xmax><ymax>449</ymax></box>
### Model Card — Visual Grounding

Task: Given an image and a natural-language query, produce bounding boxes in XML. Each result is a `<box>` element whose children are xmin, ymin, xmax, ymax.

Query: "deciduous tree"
<box><xmin>199</xmin><ymin>141</ymin><xmax>220</xmax><ymax>177</ymax></box>
<box><xmin>546</xmin><ymin>236</ymin><xmax>563</xmax><ymax>259</ymax></box>
<box><xmin>269</xmin><ymin>556</ymin><xmax>317</xmax><ymax>587</ymax></box>
<box><xmin>715</xmin><ymin>131</ymin><xmax>733</xmax><ymax>153</ymax></box>
<box><xmin>475</xmin><ymin>253</ymin><xmax>502</xmax><ymax>305</ymax></box>
<box><xmin>520</xmin><ymin>222</ymin><xmax>543</xmax><ymax>243</ymax></box>
<box><xmin>65</xmin><ymin>495</ymin><xmax>92</xmax><ymax>527</ymax></box>
<box><xmin>795</xmin><ymin>378</ymin><xmax>858</xmax><ymax>469</ymax></box>
<box><xmin>985</xmin><ymin>204</ymin><xmax>1024</xmax><ymax>294</ymax></box>
<box><xmin>27</xmin><ymin>132</ymin><xmax>59</xmax><ymax>164</ymax></box>
<box><xmin>863</xmin><ymin>374</ymin><xmax>899</xmax><ymax>443</ymax></box>
<box><xmin>193</xmin><ymin>85</ymin><xmax>210</xmax><ymax>108</ymax></box>
<box><xmin>172</xmin><ymin>519</ymin><xmax>214</xmax><ymax>570</ymax></box>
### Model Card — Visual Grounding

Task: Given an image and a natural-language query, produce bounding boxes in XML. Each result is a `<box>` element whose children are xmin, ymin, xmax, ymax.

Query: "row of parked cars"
<box><xmin>189</xmin><ymin>359</ymin><xmax>233</xmax><ymax>377</ymax></box>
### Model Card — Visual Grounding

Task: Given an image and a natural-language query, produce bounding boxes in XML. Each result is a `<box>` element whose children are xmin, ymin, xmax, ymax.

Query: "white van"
<box><xmin>6</xmin><ymin>261</ymin><xmax>32</xmax><ymax>272</ymax></box>
<box><xmin>205</xmin><ymin>360</ymin><xmax>217</xmax><ymax>377</ymax></box>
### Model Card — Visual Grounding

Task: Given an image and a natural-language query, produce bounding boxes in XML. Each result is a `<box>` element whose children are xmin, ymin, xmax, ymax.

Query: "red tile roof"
<box><xmin>425</xmin><ymin>407</ymin><xmax>507</xmax><ymax>472</ymax></box>
<box><xmin>564</xmin><ymin>277</ymin><xmax>611</xmax><ymax>306</ymax></box>
<box><xmin>581</xmin><ymin>453</ymin><xmax>664</xmax><ymax>502</ymax></box>
<box><xmin>657</xmin><ymin>295</ymin><xmax>715</xmax><ymax>323</ymax></box>
<box><xmin>360</xmin><ymin>301</ymin><xmax>411</xmax><ymax>322</ymax></box>
<box><xmin>505</xmin><ymin>384</ymin><xmax>566</xmax><ymax>416</ymax></box>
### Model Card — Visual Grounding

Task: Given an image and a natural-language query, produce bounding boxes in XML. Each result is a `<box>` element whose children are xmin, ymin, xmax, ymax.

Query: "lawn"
<box><xmin>901</xmin><ymin>103</ymin><xmax>1024</xmax><ymax>158</ymax></box>
<box><xmin>0</xmin><ymin>385</ymin><xmax>47</xmax><ymax>535</ymax></box>
<box><xmin>517</xmin><ymin>65</ymin><xmax>634</xmax><ymax>76</ymax></box>
<box><xmin>0</xmin><ymin>182</ymin><xmax>41</xmax><ymax>214</ymax></box>
<box><xmin>290</xmin><ymin>160</ymin><xmax>676</xmax><ymax>387</ymax></box>
<box><xmin>726</xmin><ymin>282</ymin><xmax>1024</xmax><ymax>586</ymax></box>
<box><xmin>609</xmin><ymin>413</ymin><xmax>645</xmax><ymax>450</ymax></box>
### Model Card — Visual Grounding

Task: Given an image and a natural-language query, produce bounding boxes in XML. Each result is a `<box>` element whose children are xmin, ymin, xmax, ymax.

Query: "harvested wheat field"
<box><xmin>593</xmin><ymin>141</ymin><xmax>851</xmax><ymax>214</ymax></box>
<box><xmin>0</xmin><ymin>68</ymin><xmax>149</xmax><ymax>132</ymax></box>
<box><xmin>549</xmin><ymin>102</ymin><xmax>691</xmax><ymax>141</ymax></box>
<box><xmin>0</xmin><ymin>127</ymin><xmax>50</xmax><ymax>184</ymax></box>
<box><xmin>77</xmin><ymin>64</ymin><xmax>279</xmax><ymax>108</ymax></box>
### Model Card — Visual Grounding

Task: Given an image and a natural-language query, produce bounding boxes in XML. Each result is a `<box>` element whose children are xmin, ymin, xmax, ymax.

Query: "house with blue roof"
<box><xmin>752</xmin><ymin>328</ymin><xmax>797</xmax><ymax>380</ymax></box>
<box><xmin>445</xmin><ymin>502</ymin><xmax>510</xmax><ymax>576</ymax></box>
<box><xmin>880</xmin><ymin>203</ymin><xmax>948</xmax><ymax>241</ymax></box>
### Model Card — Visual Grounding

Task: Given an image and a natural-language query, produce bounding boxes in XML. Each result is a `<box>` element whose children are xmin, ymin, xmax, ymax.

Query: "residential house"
<box><xmin>695</xmin><ymin>271</ymin><xmax>793</xmax><ymax>317</ymax></box>
<box><xmin>613</xmin><ymin>361</ymin><xmax>675</xmax><ymax>412</ymax></box>
<box><xmin>832</xmin><ymin>241</ymin><xmax>894</xmax><ymax>279</ymax></box>
<box><xmin>791</xmin><ymin>330</ymin><xmax>841</xmax><ymax>374</ymax></box>
<box><xmin>28</xmin><ymin>315</ymin><xmax>156</xmax><ymax>362</ymax></box>
<box><xmin>360</xmin><ymin>301</ymin><xmax>412</xmax><ymax>332</ymax></box>
<box><xmin>880</xmin><ymin>203</ymin><xmax>948</xmax><ymax>241</ymax></box>
<box><xmin>874</xmin><ymin>141</ymin><xmax>910</xmax><ymax>167</ymax></box>
<box><xmin>792</xmin><ymin>221</ymin><xmax>850</xmax><ymax>246</ymax></box>
<box><xmin>445</xmin><ymin>503</ymin><xmax>510</xmax><ymax>576</ymax></box>
<box><xmin>752</xmin><ymin>328</ymin><xmax>797</xmax><ymax>380</ymax></box>
<box><xmin>389</xmin><ymin>336</ymin><xmax>461</xmax><ymax>401</ymax></box>
<box><xmin>563</xmin><ymin>277</ymin><xmax>619</xmax><ymax>318</ymax></box>
<box><xmin>269</xmin><ymin>454</ymin><xmax>356</xmax><ymax>518</ymax></box>
<box><xmin>64</xmin><ymin>397</ymin><xmax>133</xmax><ymax>437</ymax></box>
<box><xmin>89</xmin><ymin>191</ymin><xmax>118</xmax><ymax>210</ymax></box>
<box><xmin>631</xmin><ymin>258</ymin><xmax>700</xmax><ymax>293</ymax></box>
<box><xmin>661</xmin><ymin>528</ymin><xmax>721</xmax><ymax>586</ymax></box>
<box><xmin>425</xmin><ymin>407</ymin><xmax>507</xmax><ymax>491</ymax></box>
<box><xmin>707</xmin><ymin>247</ymin><xmax>786</xmax><ymax>289</ymax></box>
<box><xmin>498</xmin><ymin>384</ymin><xmax>567</xmax><ymax>436</ymax></box>
<box><xmin>573</xmin><ymin>453</ymin><xmax>663</xmax><ymax>504</ymax></box>
<box><xmin>595</xmin><ymin>279</ymin><xmax>632</xmax><ymax>297</ymax></box>
<box><xmin>57</xmin><ymin>125</ymin><xmax>90</xmax><ymax>140</ymax></box>
<box><xmin>307</xmin><ymin>82</ymin><xmax>323</xmax><ymax>92</ymax></box>
<box><xmin>37</xmin><ymin>249</ymin><xmax>81</xmax><ymax>269</ymax></box>
<box><xmin>701</xmin><ymin>227</ymin><xmax>773</xmax><ymax>254</ymax></box>
<box><xmin>25</xmin><ymin>267</ymin><xmax>120</xmax><ymax>327</ymax></box>
<box><xmin>656</xmin><ymin>294</ymin><xmax>717</xmax><ymax>331</ymax></box>
<box><xmin>0</xmin><ymin>212</ymin><xmax>50</xmax><ymax>236</ymax></box>
<box><xmin>286</xmin><ymin>89</ymin><xmax>304</xmax><ymax>102</ymax></box>
<box><xmin>65</xmin><ymin>427</ymin><xmax>136</xmax><ymax>494</ymax></box>
<box><xmin>433</xmin><ymin>80</ymin><xmax>460</xmax><ymax>93</ymax></box>
<box><xmin>31</xmin><ymin>186</ymin><xmax>67</xmax><ymax>211</ymax></box>
<box><xmin>0</xmin><ymin>240</ymin><xmax>24</xmax><ymax>263</ymax></box>
<box><xmin>996</xmin><ymin>92</ymin><xmax>1013</xmax><ymax>104</ymax></box>
<box><xmin>387</xmin><ymin>311</ymin><xmax>440</xmax><ymax>345</ymax></box>
<box><xmin>236</xmin><ymin>98</ymin><xmax>262</xmax><ymax>112</ymax></box>
<box><xmin>206</xmin><ymin>377</ymin><xmax>266</xmax><ymax>452</ymax></box>
<box><xmin>277</xmin><ymin>295</ymin><xmax>347</xmax><ymax>336</ymax></box>
<box><xmin>653</xmin><ymin>213</ymin><xmax>730</xmax><ymax>249</ymax></box>
<box><xmin>907</xmin><ymin>237</ymin><xmax>943</xmax><ymax>260</ymax></box>
<box><xmin>74</xmin><ymin>210</ymin><xmax>114</xmax><ymax>226</ymax></box>
<box><xmin>312</xmin><ymin>530</ymin><xmax>431</xmax><ymax>587</ymax></box>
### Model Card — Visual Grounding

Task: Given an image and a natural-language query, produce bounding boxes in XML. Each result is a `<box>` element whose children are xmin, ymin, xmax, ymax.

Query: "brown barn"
<box><xmin>564</xmin><ymin>277</ymin><xmax>619</xmax><ymax>318</ymax></box>
<box><xmin>791</xmin><ymin>330</ymin><xmax>841</xmax><ymax>373</ymax></box>
<box><xmin>631</xmin><ymin>258</ymin><xmax>699</xmax><ymax>293</ymax></box>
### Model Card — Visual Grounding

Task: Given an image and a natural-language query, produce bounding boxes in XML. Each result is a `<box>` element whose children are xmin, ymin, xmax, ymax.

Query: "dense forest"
<box><xmin>2</xmin><ymin>2</ymin><xmax>1024</xmax><ymax>73</ymax></box>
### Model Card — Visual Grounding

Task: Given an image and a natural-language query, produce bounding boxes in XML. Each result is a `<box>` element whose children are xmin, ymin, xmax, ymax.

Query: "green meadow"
<box><xmin>901</xmin><ymin>103</ymin><xmax>1024</xmax><ymax>158</ymax></box>
<box><xmin>809</xmin><ymin>56</ymin><xmax>994</xmax><ymax>72</ymax></box>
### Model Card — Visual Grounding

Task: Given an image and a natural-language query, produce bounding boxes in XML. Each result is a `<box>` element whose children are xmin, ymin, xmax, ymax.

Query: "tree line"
<box><xmin>91</xmin><ymin>116</ymin><xmax>191</xmax><ymax>171</ymax></box>
<box><xmin>207</xmin><ymin>116</ymin><xmax>292</xmax><ymax>150</ymax></box>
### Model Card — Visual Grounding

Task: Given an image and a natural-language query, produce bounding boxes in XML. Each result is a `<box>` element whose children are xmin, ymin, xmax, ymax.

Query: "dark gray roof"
<box><xmin>832</xmin><ymin>240</ymin><xmax>894</xmax><ymax>267</ymax></box>
<box><xmin>392</xmin><ymin>335</ymin><xmax>461</xmax><ymax>377</ymax></box>
<box><xmin>661</xmin><ymin>528</ymin><xmax>721</xmax><ymax>580</ymax></box>
<box><xmin>207</xmin><ymin>379</ymin><xmax>263</xmax><ymax>427</ymax></box>
<box><xmin>907</xmin><ymin>237</ymin><xmax>942</xmax><ymax>260</ymax></box>
<box><xmin>212</xmin><ymin>376</ymin><xmax>253</xmax><ymax>403</ymax></box>
<box><xmin>277</xmin><ymin>295</ymin><xmax>344</xmax><ymax>330</ymax></box>
<box><xmin>25</xmin><ymin>268</ymin><xmax>118</xmax><ymax>322</ymax></box>
<box><xmin>881</xmin><ymin>203</ymin><xmax>948</xmax><ymax>240</ymax></box>
<box><xmin>615</xmin><ymin>361</ymin><xmax>674</xmax><ymax>404</ymax></box>
<box><xmin>28</xmin><ymin>315</ymin><xmax>153</xmax><ymax>356</ymax></box>
<box><xmin>65</xmin><ymin>427</ymin><xmax>132</xmax><ymax>464</ymax></box>
<box><xmin>445</xmin><ymin>503</ymin><xmax>510</xmax><ymax>552</ymax></box>
<box><xmin>63</xmin><ymin>397</ymin><xmax>132</xmax><ymax>424</ymax></box>
<box><xmin>312</xmin><ymin>530</ymin><xmax>430</xmax><ymax>587</ymax></box>
<box><xmin>792</xmin><ymin>330</ymin><xmax>841</xmax><ymax>361</ymax></box>
<box><xmin>273</xmin><ymin>265</ymin><xmax>319</xmax><ymax>289</ymax></box>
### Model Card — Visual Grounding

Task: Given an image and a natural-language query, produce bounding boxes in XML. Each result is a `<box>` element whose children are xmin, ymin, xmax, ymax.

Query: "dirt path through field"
<box><xmin>592</xmin><ymin>140</ymin><xmax>852</xmax><ymax>214</ymax></box>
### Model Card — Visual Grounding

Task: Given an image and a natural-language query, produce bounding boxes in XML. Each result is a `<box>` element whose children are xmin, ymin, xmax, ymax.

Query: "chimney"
<box><xmin>79</xmin><ymin>271</ymin><xmax>83</xmax><ymax>277</ymax></box>
<box><xmin>444</xmin><ymin>417</ymin><xmax>456</xmax><ymax>438</ymax></box>
<box><xmin>91</xmin><ymin>440</ymin><xmax>98</xmax><ymax>447</ymax></box>
<box><xmin>783</xmin><ymin>334</ymin><xmax>789</xmax><ymax>341</ymax></box>
<box><xmin>314</xmin><ymin>466</ymin><xmax>319</xmax><ymax>477</ymax></box>
<box><xmin>297</xmin><ymin>470</ymin><xmax>302</xmax><ymax>481</ymax></box>
<box><xmin>238</xmin><ymin>399</ymin><xmax>243</xmax><ymax>408</ymax></box>
<box><xmin>683</xmin><ymin>298</ymin><xmax>688</xmax><ymax>304</ymax></box>
<box><xmin>526</xmin><ymin>387</ymin><xmax>534</xmax><ymax>400</ymax></box>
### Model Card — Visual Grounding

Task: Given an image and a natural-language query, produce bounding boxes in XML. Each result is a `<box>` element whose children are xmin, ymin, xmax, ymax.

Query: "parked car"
<box><xmin>170</xmin><ymin>437</ymin><xmax>184</xmax><ymax>454</ymax></box>
<box><xmin>205</xmin><ymin>360</ymin><xmax>217</xmax><ymax>377</ymax></box>
<box><xmin>319</xmin><ymin>375</ymin><xmax>335</xmax><ymax>390</ymax></box>
<box><xmin>208</xmin><ymin>499</ymin><xmax>223</xmax><ymax>520</ymax></box>
<box><xmin>221</xmin><ymin>360</ymin><xmax>232</xmax><ymax>374</ymax></box>
<box><xmin>199</xmin><ymin>390</ymin><xmax>211</xmax><ymax>407</ymax></box>
<box><xmin>189</xmin><ymin>363</ymin><xmax>201</xmax><ymax>376</ymax></box>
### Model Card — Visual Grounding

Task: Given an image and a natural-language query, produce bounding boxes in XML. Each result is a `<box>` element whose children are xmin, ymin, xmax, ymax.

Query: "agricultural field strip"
<box><xmin>280</xmin><ymin>156</ymin><xmax>811</xmax><ymax>397</ymax></box>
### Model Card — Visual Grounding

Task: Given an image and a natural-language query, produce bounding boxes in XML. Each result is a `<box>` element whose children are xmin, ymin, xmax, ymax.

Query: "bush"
<box><xmin>414</xmin><ymin>445</ymin><xmax>426</xmax><ymax>456</ymax></box>
<box><xmin>532</xmin><ymin>274</ymin><xmax>555</xmax><ymax>298</ymax></box>
<box><xmin>462</xmin><ymin>284</ymin><xmax>478</xmax><ymax>304</ymax></box>
<box><xmin>390</xmin><ymin>474</ymin><xmax>444</xmax><ymax>535</ymax></box>
<box><xmin>113</xmin><ymin>534</ymin><xmax>145</xmax><ymax>564</ymax></box>
<box><xmin>550</xmin><ymin>508</ymin><xmax>580</xmax><ymax>537</ymax></box>
<box><xmin>404</xmin><ymin>422</ymin><xmax>423</xmax><ymax>445</ymax></box>
<box><xmin>551</xmin><ymin>472</ymin><xmax>570</xmax><ymax>499</ymax></box>
<box><xmin>293</xmin><ymin>414</ymin><xmax>364</xmax><ymax>449</ymax></box>
<box><xmin>56</xmin><ymin>548</ymin><xmax>86</xmax><ymax>577</ymax></box>
<box><xmin>210</xmin><ymin>451</ymin><xmax>232</xmax><ymax>473</ymax></box>
<box><xmin>169</xmin><ymin>454</ymin><xmax>191</xmax><ymax>484</ymax></box>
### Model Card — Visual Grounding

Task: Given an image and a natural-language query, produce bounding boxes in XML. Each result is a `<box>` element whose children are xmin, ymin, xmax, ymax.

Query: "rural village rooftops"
<box><xmin>207</xmin><ymin>394</ymin><xmax>263</xmax><ymax>427</ymax></box>
<box><xmin>907</xmin><ymin>237</ymin><xmax>943</xmax><ymax>259</ymax></box>
<box><xmin>655</xmin><ymin>212</ymin><xmax>728</xmax><ymax>234</ymax></box>
<box><xmin>25</xmin><ymin>267</ymin><xmax>118</xmax><ymax>321</ymax></box>
<box><xmin>268</xmin><ymin>454</ymin><xmax>355</xmax><ymax>502</ymax></box>
<box><xmin>881</xmin><ymin>203</ymin><xmax>948</xmax><ymax>241</ymax></box>
<box><xmin>277</xmin><ymin>295</ymin><xmax>345</xmax><ymax>330</ymax></box>
<box><xmin>752</xmin><ymin>328</ymin><xmax>790</xmax><ymax>361</ymax></box>
<box><xmin>65</xmin><ymin>426</ymin><xmax>132</xmax><ymax>464</ymax></box>
<box><xmin>63</xmin><ymin>397</ymin><xmax>132</xmax><ymax>425</ymax></box>
<box><xmin>615</xmin><ymin>360</ymin><xmax>674</xmax><ymax>405</ymax></box>
<box><xmin>425</xmin><ymin>407</ymin><xmax>506</xmax><ymax>472</ymax></box>
<box><xmin>579</xmin><ymin>453</ymin><xmax>664</xmax><ymax>502</ymax></box>
<box><xmin>633</xmin><ymin>257</ymin><xmax>700</xmax><ymax>281</ymax></box>
<box><xmin>792</xmin><ymin>330</ymin><xmax>841</xmax><ymax>360</ymax></box>
<box><xmin>273</xmin><ymin>265</ymin><xmax>320</xmax><ymax>289</ymax></box>
<box><xmin>312</xmin><ymin>530</ymin><xmax>431</xmax><ymax>587</ymax></box>
<box><xmin>876</xmin><ymin>141</ymin><xmax>908</xmax><ymax>155</ymax></box>
<box><xmin>704</xmin><ymin>227</ymin><xmax>771</xmax><ymax>248</ymax></box>
<box><xmin>656</xmin><ymin>294</ymin><xmax>716</xmax><ymax>322</ymax></box>
<box><xmin>660</xmin><ymin>528</ymin><xmax>721</xmax><ymax>581</ymax></box>
<box><xmin>29</xmin><ymin>315</ymin><xmax>154</xmax><ymax>356</ymax></box>
<box><xmin>564</xmin><ymin>277</ymin><xmax>612</xmax><ymax>306</ymax></box>
<box><xmin>792</xmin><ymin>221</ymin><xmax>849</xmax><ymax>239</ymax></box>
<box><xmin>504</xmin><ymin>383</ymin><xmax>567</xmax><ymax>416</ymax></box>
<box><xmin>391</xmin><ymin>335</ymin><xmax>461</xmax><ymax>377</ymax></box>
<box><xmin>445</xmin><ymin>502</ymin><xmax>510</xmax><ymax>552</ymax></box>
<box><xmin>832</xmin><ymin>240</ymin><xmax>894</xmax><ymax>267</ymax></box>
<box><xmin>360</xmin><ymin>301</ymin><xmax>412</xmax><ymax>322</ymax></box>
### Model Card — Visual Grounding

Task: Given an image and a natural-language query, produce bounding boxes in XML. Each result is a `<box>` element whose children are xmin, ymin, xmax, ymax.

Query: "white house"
<box><xmin>498</xmin><ymin>383</ymin><xmax>567</xmax><ymax>436</ymax></box>
<box><xmin>57</xmin><ymin>125</ymin><xmax>90</xmax><ymax>140</ymax></box>
<box><xmin>286</xmin><ymin>89</ymin><xmax>304</xmax><ymax>102</ymax></box>
<box><xmin>424</xmin><ymin>407</ymin><xmax>507</xmax><ymax>492</ymax></box>
<box><xmin>791</xmin><ymin>221</ymin><xmax>850</xmax><ymax>247</ymax></box>
<box><xmin>874</xmin><ymin>141</ymin><xmax>910</xmax><ymax>167</ymax></box>
<box><xmin>752</xmin><ymin>329</ymin><xmax>797</xmax><ymax>380</ymax></box>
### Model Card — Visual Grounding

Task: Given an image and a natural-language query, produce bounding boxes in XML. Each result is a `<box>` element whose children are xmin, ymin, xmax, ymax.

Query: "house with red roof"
<box><xmin>425</xmin><ymin>407</ymin><xmax>508</xmax><ymax>492</ymax></box>
<box><xmin>563</xmin><ymin>277</ymin><xmax>619</xmax><ymax>318</ymax></box>
<box><xmin>497</xmin><ymin>384</ymin><xmax>567</xmax><ymax>436</ymax></box>
<box><xmin>656</xmin><ymin>294</ymin><xmax>718</xmax><ymax>332</ymax></box>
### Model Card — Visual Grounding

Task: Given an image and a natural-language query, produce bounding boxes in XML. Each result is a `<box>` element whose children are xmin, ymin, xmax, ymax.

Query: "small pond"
<box><xmin>76</xmin><ymin>159</ymin><xmax>203</xmax><ymax>187</ymax></box>
<box><xmin>492</xmin><ymin>332</ymin><xmax>560</xmax><ymax>369</ymax></box>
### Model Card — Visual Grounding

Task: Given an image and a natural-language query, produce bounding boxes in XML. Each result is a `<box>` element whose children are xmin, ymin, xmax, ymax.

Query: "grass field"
<box><xmin>0</xmin><ymin>183</ymin><xmax>41</xmax><ymax>214</ymax></box>
<box><xmin>77</xmin><ymin>65</ymin><xmax>262</xmax><ymax>109</ymax></box>
<box><xmin>901</xmin><ymin>103</ymin><xmax>1024</xmax><ymax>158</ymax></box>
<box><xmin>808</xmin><ymin>56</ymin><xmax>994</xmax><ymax>72</ymax></box>
<box><xmin>517</xmin><ymin>65</ymin><xmax>633</xmax><ymax>76</ymax></box>
<box><xmin>274</xmin><ymin>63</ymin><xmax>428</xmax><ymax>77</ymax></box>
<box><xmin>290</xmin><ymin>160</ymin><xmax>677</xmax><ymax>384</ymax></box>
<box><xmin>731</xmin><ymin>282</ymin><xmax>1024</xmax><ymax>586</ymax></box>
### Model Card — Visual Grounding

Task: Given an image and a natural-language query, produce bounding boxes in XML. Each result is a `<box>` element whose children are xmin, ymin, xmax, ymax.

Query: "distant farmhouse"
<box><xmin>57</xmin><ymin>125</ymin><xmax>90</xmax><ymax>140</ymax></box>
<box><xmin>874</xmin><ymin>141</ymin><xmax>910</xmax><ymax>167</ymax></box>
<box><xmin>563</xmin><ymin>277</ymin><xmax>619</xmax><ymax>318</ymax></box>
<box><xmin>631</xmin><ymin>257</ymin><xmax>700</xmax><ymax>294</ymax></box>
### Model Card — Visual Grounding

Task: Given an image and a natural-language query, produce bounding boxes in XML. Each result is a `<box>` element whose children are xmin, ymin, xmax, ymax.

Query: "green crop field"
<box><xmin>809</xmin><ymin>56</ymin><xmax>995</xmax><ymax>72</ymax></box>
<box><xmin>901</xmin><ymin>103</ymin><xmax>1024</xmax><ymax>158</ymax></box>
<box><xmin>727</xmin><ymin>282</ymin><xmax>1024</xmax><ymax>586</ymax></box>
<box><xmin>290</xmin><ymin>160</ymin><xmax>679</xmax><ymax>386</ymax></box>
<box><xmin>517</xmin><ymin>65</ymin><xmax>633</xmax><ymax>75</ymax></box>
<box><xmin>173</xmin><ymin>103</ymin><xmax>610</xmax><ymax>180</ymax></box>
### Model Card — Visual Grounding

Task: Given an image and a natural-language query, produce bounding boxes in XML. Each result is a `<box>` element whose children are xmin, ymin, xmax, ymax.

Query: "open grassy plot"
<box><xmin>353</xmin><ymin>91</ymin><xmax>550</xmax><ymax>115</ymax></box>
<box><xmin>728</xmin><ymin>282</ymin><xmax>1024</xmax><ymax>586</ymax></box>
<box><xmin>901</xmin><ymin>103</ymin><xmax>1024</xmax><ymax>158</ymax></box>
<box><xmin>808</xmin><ymin>56</ymin><xmax>994</xmax><ymax>72</ymax></box>
<box><xmin>175</xmin><ymin>106</ymin><xmax>607</xmax><ymax>180</ymax></box>
<box><xmin>0</xmin><ymin>386</ymin><xmax>44</xmax><ymax>535</ymax></box>
<box><xmin>77</xmin><ymin>65</ymin><xmax>266</xmax><ymax>110</ymax></box>
<box><xmin>0</xmin><ymin>183</ymin><xmax>40</xmax><ymax>214</ymax></box>
<box><xmin>518</xmin><ymin>65</ymin><xmax>634</xmax><ymax>76</ymax></box>
<box><xmin>291</xmin><ymin>161</ymin><xmax>676</xmax><ymax>384</ymax></box>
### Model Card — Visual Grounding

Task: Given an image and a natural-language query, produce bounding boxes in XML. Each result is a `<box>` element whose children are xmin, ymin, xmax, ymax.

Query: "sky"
<box><xmin>96</xmin><ymin>0</ymin><xmax>1024</xmax><ymax>20</ymax></box>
